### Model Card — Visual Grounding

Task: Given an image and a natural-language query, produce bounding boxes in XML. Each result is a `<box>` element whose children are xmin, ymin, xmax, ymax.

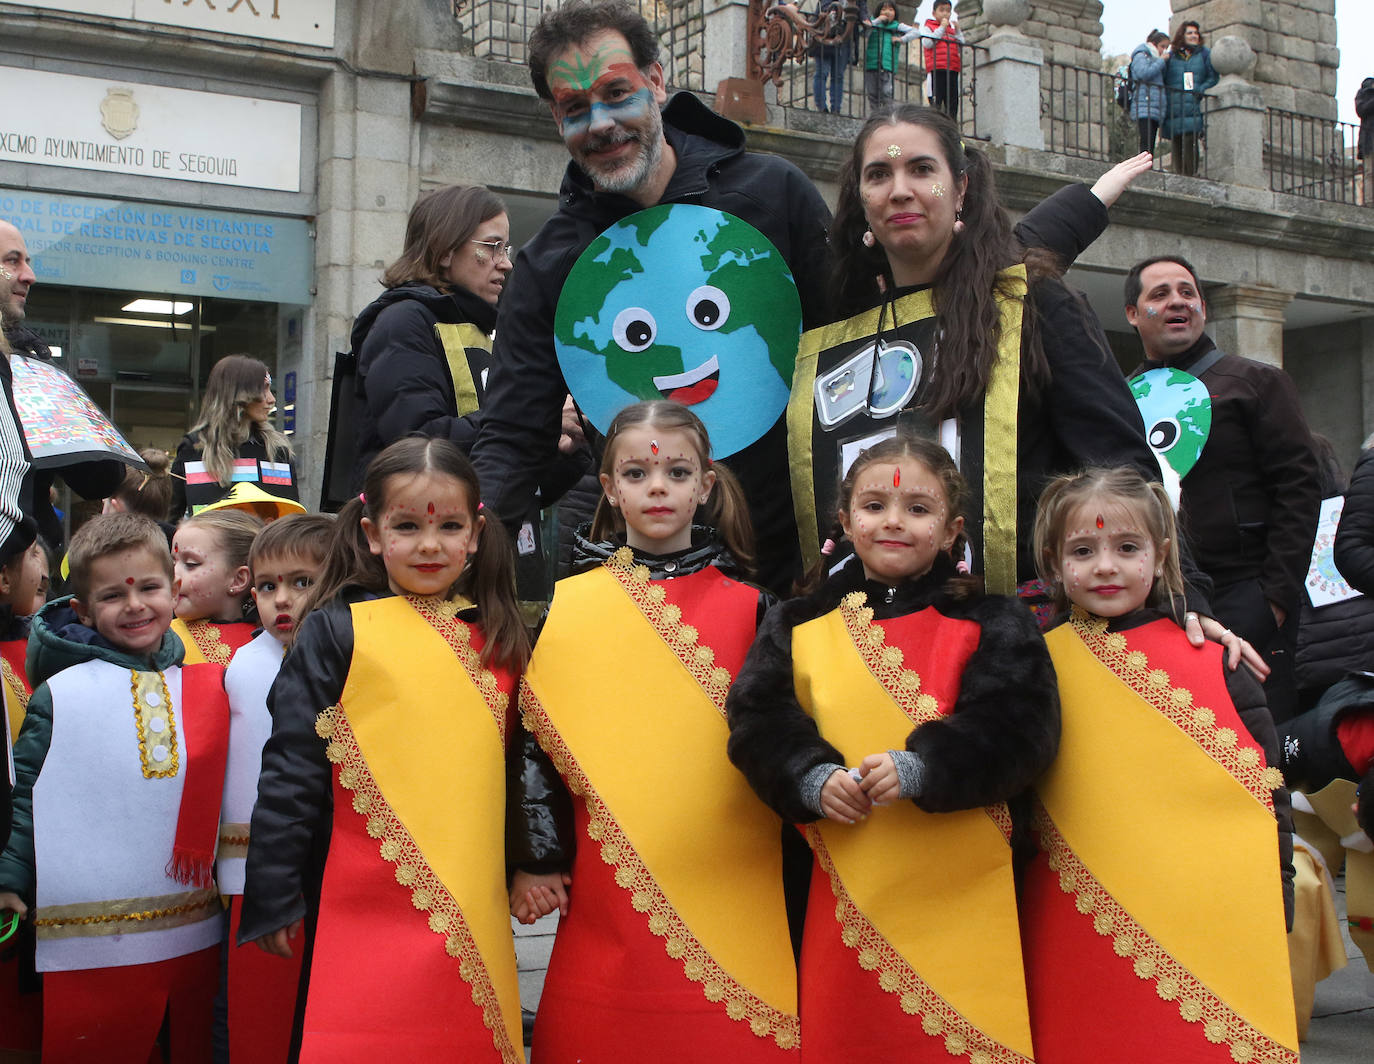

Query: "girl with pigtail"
<box><xmin>510</xmin><ymin>400</ymin><xmax>803</xmax><ymax>1061</ymax></box>
<box><xmin>240</xmin><ymin>436</ymin><xmax>529</xmax><ymax>1061</ymax></box>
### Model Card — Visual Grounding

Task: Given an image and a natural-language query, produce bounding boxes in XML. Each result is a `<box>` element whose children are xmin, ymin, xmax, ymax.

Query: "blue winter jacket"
<box><xmin>1128</xmin><ymin>43</ymin><xmax>1168</xmax><ymax>122</ymax></box>
<box><xmin>1161</xmin><ymin>45</ymin><xmax>1218</xmax><ymax>138</ymax></box>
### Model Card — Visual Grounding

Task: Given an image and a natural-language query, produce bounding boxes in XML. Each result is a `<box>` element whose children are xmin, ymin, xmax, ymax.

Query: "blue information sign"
<box><xmin>0</xmin><ymin>187</ymin><xmax>313</xmax><ymax>305</ymax></box>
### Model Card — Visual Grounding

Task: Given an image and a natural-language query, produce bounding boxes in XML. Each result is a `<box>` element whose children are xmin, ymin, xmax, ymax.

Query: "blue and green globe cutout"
<box><xmin>1129</xmin><ymin>366</ymin><xmax>1212</xmax><ymax>481</ymax></box>
<box><xmin>554</xmin><ymin>204</ymin><xmax>802</xmax><ymax>459</ymax></box>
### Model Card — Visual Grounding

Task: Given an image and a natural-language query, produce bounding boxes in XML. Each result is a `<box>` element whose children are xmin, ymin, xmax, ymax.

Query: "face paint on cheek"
<box><xmin>931</xmin><ymin>181</ymin><xmax>947</xmax><ymax>198</ymax></box>
<box><xmin>1145</xmin><ymin>307</ymin><xmax>1159</xmax><ymax>318</ymax></box>
<box><xmin>474</xmin><ymin>248</ymin><xmax>488</xmax><ymax>264</ymax></box>
<box><xmin>1188</xmin><ymin>303</ymin><xmax>1202</xmax><ymax>314</ymax></box>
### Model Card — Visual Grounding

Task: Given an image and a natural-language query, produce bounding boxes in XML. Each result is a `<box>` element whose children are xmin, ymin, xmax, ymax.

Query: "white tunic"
<box><xmin>217</xmin><ymin>629</ymin><xmax>283</xmax><ymax>894</ymax></box>
<box><xmin>33</xmin><ymin>660</ymin><xmax>225</xmax><ymax>972</ymax></box>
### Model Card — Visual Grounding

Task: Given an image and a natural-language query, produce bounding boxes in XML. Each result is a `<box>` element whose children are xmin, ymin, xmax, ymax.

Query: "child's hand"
<box><xmin>820</xmin><ymin>768</ymin><xmax>872</xmax><ymax>824</ymax></box>
<box><xmin>510</xmin><ymin>870</ymin><xmax>571</xmax><ymax>925</ymax></box>
<box><xmin>0</xmin><ymin>892</ymin><xmax>26</xmax><ymax>919</ymax></box>
<box><xmin>858</xmin><ymin>752</ymin><xmax>900</xmax><ymax>805</ymax></box>
<box><xmin>255</xmin><ymin>918</ymin><xmax>303</xmax><ymax>958</ymax></box>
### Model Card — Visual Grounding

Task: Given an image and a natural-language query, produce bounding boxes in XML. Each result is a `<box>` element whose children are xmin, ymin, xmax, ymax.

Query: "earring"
<box><xmin>862</xmin><ymin>229</ymin><xmax>875</xmax><ymax>248</ymax></box>
<box><xmin>953</xmin><ymin>209</ymin><xmax>965</xmax><ymax>235</ymax></box>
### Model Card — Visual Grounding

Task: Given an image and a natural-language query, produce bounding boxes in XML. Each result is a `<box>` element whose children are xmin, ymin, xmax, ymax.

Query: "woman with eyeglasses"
<box><xmin>348</xmin><ymin>184</ymin><xmax>517</xmax><ymax>488</ymax></box>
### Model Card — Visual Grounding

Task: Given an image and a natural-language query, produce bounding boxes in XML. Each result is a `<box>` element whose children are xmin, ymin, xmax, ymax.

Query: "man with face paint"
<box><xmin>1125</xmin><ymin>255</ymin><xmax>1320</xmax><ymax>725</ymax></box>
<box><xmin>470</xmin><ymin>0</ymin><xmax>834</xmax><ymax>595</ymax></box>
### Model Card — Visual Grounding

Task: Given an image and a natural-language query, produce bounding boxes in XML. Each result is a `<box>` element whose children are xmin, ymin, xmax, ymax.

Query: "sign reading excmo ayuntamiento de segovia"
<box><xmin>16</xmin><ymin>0</ymin><xmax>336</xmax><ymax>48</ymax></box>
<box><xmin>0</xmin><ymin>67</ymin><xmax>301</xmax><ymax>193</ymax></box>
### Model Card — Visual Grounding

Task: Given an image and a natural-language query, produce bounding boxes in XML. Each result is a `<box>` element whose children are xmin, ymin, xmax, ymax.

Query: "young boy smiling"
<box><xmin>0</xmin><ymin>512</ymin><xmax>229</xmax><ymax>1062</ymax></box>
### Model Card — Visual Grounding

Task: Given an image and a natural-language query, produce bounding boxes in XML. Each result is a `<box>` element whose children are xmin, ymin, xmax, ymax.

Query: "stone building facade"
<box><xmin>0</xmin><ymin>0</ymin><xmax>1370</xmax><ymax>514</ymax></box>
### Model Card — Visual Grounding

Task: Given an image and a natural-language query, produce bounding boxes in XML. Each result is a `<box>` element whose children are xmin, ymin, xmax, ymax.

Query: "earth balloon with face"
<box><xmin>554</xmin><ymin>204</ymin><xmax>802</xmax><ymax>458</ymax></box>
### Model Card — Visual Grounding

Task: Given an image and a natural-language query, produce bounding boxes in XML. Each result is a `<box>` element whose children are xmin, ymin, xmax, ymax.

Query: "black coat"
<box><xmin>168</xmin><ymin>430</ymin><xmax>299</xmax><ymax>520</ymax></box>
<box><xmin>726</xmin><ymin>555</ymin><xmax>1060</xmax><ymax>824</ymax></box>
<box><xmin>1335</xmin><ymin>447</ymin><xmax>1374</xmax><ymax>597</ymax></box>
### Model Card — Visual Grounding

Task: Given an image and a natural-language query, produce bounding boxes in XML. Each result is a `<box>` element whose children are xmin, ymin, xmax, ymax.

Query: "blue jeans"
<box><xmin>813</xmin><ymin>45</ymin><xmax>848</xmax><ymax>112</ymax></box>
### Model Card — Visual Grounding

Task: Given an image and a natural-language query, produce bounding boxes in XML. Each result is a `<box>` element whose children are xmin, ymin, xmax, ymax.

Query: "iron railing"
<box><xmin>1041</xmin><ymin>60</ymin><xmax>1213</xmax><ymax>179</ymax></box>
<box><xmin>1266</xmin><ymin>108</ymin><xmax>1366</xmax><ymax>206</ymax></box>
<box><xmin>452</xmin><ymin>0</ymin><xmax>708</xmax><ymax>93</ymax></box>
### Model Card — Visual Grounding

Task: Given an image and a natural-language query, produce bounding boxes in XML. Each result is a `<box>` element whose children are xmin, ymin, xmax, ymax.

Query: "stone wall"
<box><xmin>1169</xmin><ymin>0</ymin><xmax>1338</xmax><ymax>120</ymax></box>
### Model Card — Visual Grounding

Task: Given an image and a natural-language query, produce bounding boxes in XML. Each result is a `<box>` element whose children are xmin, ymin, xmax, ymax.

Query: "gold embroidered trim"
<box><xmin>1032</xmin><ymin>806</ymin><xmax>1298</xmax><ymax>1064</ymax></box>
<box><xmin>317</xmin><ymin>705</ymin><xmax>522</xmax><ymax>1064</ymax></box>
<box><xmin>839</xmin><ymin>592</ymin><xmax>1012</xmax><ymax>843</ymax></box>
<box><xmin>186</xmin><ymin>619</ymin><xmax>231</xmax><ymax>666</ymax></box>
<box><xmin>217</xmin><ymin>822</ymin><xmax>251</xmax><ymax>860</ymax></box>
<box><xmin>406</xmin><ymin>595</ymin><xmax>508</xmax><ymax>737</ymax></box>
<box><xmin>35</xmin><ymin>888</ymin><xmax>219</xmax><ymax>939</ymax></box>
<box><xmin>805</xmin><ymin>825</ymin><xmax>1031</xmax><ymax>1064</ymax></box>
<box><xmin>1069</xmin><ymin>611</ymin><xmax>1283</xmax><ymax>810</ymax></box>
<box><xmin>520</xmin><ymin>682</ymin><xmax>799</xmax><ymax>1048</ymax></box>
<box><xmin>604</xmin><ymin>548</ymin><xmax>733</xmax><ymax>716</ymax></box>
<box><xmin>131</xmin><ymin>670</ymin><xmax>178</xmax><ymax>779</ymax></box>
<box><xmin>1</xmin><ymin>656</ymin><xmax>28</xmax><ymax>713</ymax></box>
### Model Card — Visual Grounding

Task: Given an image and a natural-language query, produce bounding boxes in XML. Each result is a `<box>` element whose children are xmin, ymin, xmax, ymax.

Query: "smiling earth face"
<box><xmin>554</xmin><ymin>204</ymin><xmax>802</xmax><ymax>458</ymax></box>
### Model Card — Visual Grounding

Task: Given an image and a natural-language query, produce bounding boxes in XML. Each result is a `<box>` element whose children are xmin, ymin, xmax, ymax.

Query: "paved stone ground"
<box><xmin>512</xmin><ymin>880</ymin><xmax>1373</xmax><ymax>1061</ymax></box>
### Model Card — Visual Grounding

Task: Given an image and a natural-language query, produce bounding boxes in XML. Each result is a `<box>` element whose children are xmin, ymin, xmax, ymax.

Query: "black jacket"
<box><xmin>1357</xmin><ymin>76</ymin><xmax>1374</xmax><ymax>161</ymax></box>
<box><xmin>472</xmin><ymin>92</ymin><xmax>834</xmax><ymax>594</ymax></box>
<box><xmin>726</xmin><ymin>555</ymin><xmax>1060</xmax><ymax>824</ymax></box>
<box><xmin>1335</xmin><ymin>447</ymin><xmax>1374</xmax><ymax>597</ymax></box>
<box><xmin>349</xmin><ymin>282</ymin><xmax>495</xmax><ymax>490</ymax></box>
<box><xmin>1133</xmin><ymin>335</ymin><xmax>1320</xmax><ymax>616</ymax></box>
<box><xmin>169</xmin><ymin>430</ymin><xmax>299</xmax><ymax>520</ymax></box>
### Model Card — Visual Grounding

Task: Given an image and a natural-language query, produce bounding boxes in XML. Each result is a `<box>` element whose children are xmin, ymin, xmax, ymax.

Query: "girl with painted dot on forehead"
<box><xmin>238</xmin><ymin>436</ymin><xmax>531</xmax><ymax>1059</ymax></box>
<box><xmin>511</xmin><ymin>399</ymin><xmax>803</xmax><ymax>1059</ymax></box>
<box><xmin>1022</xmin><ymin>466</ymin><xmax>1298</xmax><ymax>1063</ymax></box>
<box><xmin>726</xmin><ymin>433</ymin><xmax>1059</xmax><ymax>1061</ymax></box>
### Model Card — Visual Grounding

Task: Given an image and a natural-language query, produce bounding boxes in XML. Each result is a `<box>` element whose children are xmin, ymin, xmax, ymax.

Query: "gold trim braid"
<box><xmin>806</xmin><ymin>826</ymin><xmax>1031</xmax><ymax>1064</ymax></box>
<box><xmin>839</xmin><ymin>592</ymin><xmax>1012</xmax><ymax>843</ymax></box>
<box><xmin>317</xmin><ymin>705</ymin><xmax>523</xmax><ymax>1064</ymax></box>
<box><xmin>186</xmin><ymin>620</ymin><xmax>231</xmax><ymax>666</ymax></box>
<box><xmin>131</xmin><ymin>670</ymin><xmax>179</xmax><ymax>780</ymax></box>
<box><xmin>1070</xmin><ymin>611</ymin><xmax>1283</xmax><ymax>809</ymax></box>
<box><xmin>2</xmin><ymin>657</ymin><xmax>28</xmax><ymax>712</ymax></box>
<box><xmin>604</xmin><ymin>548</ymin><xmax>733</xmax><ymax>715</ymax></box>
<box><xmin>520</xmin><ymin>682</ymin><xmax>799</xmax><ymax>1048</ymax></box>
<box><xmin>406</xmin><ymin>595</ymin><xmax>509</xmax><ymax>737</ymax></box>
<box><xmin>35</xmin><ymin>887</ymin><xmax>219</xmax><ymax>939</ymax></box>
<box><xmin>1032</xmin><ymin>806</ymin><xmax>1298</xmax><ymax>1064</ymax></box>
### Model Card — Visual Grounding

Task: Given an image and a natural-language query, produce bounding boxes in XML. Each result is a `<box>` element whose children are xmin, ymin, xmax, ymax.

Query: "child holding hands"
<box><xmin>1021</xmin><ymin>468</ymin><xmax>1298</xmax><ymax>1063</ymax></box>
<box><xmin>0</xmin><ymin>513</ymin><xmax>229</xmax><ymax>1062</ymax></box>
<box><xmin>512</xmin><ymin>400</ymin><xmax>800</xmax><ymax>1059</ymax></box>
<box><xmin>240</xmin><ymin>437</ymin><xmax>528</xmax><ymax>1061</ymax></box>
<box><xmin>726</xmin><ymin>434</ymin><xmax>1058</xmax><ymax>1061</ymax></box>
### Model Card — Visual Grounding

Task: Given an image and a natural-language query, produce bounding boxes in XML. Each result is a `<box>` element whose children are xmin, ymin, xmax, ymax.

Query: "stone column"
<box><xmin>974</xmin><ymin>0</ymin><xmax>1046</xmax><ymax>151</ymax></box>
<box><xmin>1205</xmin><ymin>284</ymin><xmax>1294</xmax><ymax>368</ymax></box>
<box><xmin>705</xmin><ymin>0</ymin><xmax>752</xmax><ymax>90</ymax></box>
<box><xmin>1169</xmin><ymin>0</ymin><xmax>1338</xmax><ymax>120</ymax></box>
<box><xmin>1202</xmin><ymin>36</ymin><xmax>1265</xmax><ymax>189</ymax></box>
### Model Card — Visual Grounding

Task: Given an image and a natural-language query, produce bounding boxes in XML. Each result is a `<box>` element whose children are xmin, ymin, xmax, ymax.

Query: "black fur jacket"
<box><xmin>726</xmin><ymin>554</ymin><xmax>1061</xmax><ymax>825</ymax></box>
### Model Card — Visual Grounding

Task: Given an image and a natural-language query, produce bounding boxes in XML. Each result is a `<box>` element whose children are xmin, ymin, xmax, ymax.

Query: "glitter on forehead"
<box><xmin>1096</xmin><ymin>514</ymin><xmax>1105</xmax><ymax>530</ymax></box>
<box><xmin>427</xmin><ymin>502</ymin><xmax>436</xmax><ymax>515</ymax></box>
<box><xmin>893</xmin><ymin>467</ymin><xmax>901</xmax><ymax>487</ymax></box>
<box><xmin>887</xmin><ymin>143</ymin><xmax>902</xmax><ymax>158</ymax></box>
<box><xmin>650</xmin><ymin>440</ymin><xmax>659</xmax><ymax>455</ymax></box>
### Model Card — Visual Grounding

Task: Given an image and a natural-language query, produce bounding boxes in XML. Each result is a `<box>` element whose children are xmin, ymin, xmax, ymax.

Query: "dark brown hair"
<box><xmin>590</xmin><ymin>400</ymin><xmax>755</xmax><ymax>573</ymax></box>
<box><xmin>800</xmin><ymin>433</ymin><xmax>974</xmax><ymax>596</ymax></box>
<box><xmin>380</xmin><ymin>185</ymin><xmax>507</xmax><ymax>292</ymax></box>
<box><xmin>1031</xmin><ymin>466</ymin><xmax>1184</xmax><ymax>619</ymax></box>
<box><xmin>190</xmin><ymin>354</ymin><xmax>291</xmax><ymax>485</ymax></box>
<box><xmin>249</xmin><ymin>513</ymin><xmax>335</xmax><ymax>574</ymax></box>
<box><xmin>527</xmin><ymin>0</ymin><xmax>661</xmax><ymax>101</ymax></box>
<box><xmin>305</xmin><ymin>437</ymin><xmax>529</xmax><ymax>670</ymax></box>
<box><xmin>68</xmin><ymin>513</ymin><xmax>173</xmax><ymax>602</ymax></box>
<box><xmin>829</xmin><ymin>104</ymin><xmax>1051</xmax><ymax>420</ymax></box>
<box><xmin>1170</xmin><ymin>21</ymin><xmax>1203</xmax><ymax>54</ymax></box>
<box><xmin>113</xmin><ymin>448</ymin><xmax>173</xmax><ymax>521</ymax></box>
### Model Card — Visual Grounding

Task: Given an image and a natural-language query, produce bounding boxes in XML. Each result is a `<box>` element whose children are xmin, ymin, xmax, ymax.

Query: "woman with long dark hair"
<box><xmin>170</xmin><ymin>354</ymin><xmax>297</xmax><ymax>518</ymax></box>
<box><xmin>1162</xmin><ymin>20</ymin><xmax>1217</xmax><ymax>175</ymax></box>
<box><xmin>795</xmin><ymin>104</ymin><xmax>1223</xmax><ymax>634</ymax></box>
